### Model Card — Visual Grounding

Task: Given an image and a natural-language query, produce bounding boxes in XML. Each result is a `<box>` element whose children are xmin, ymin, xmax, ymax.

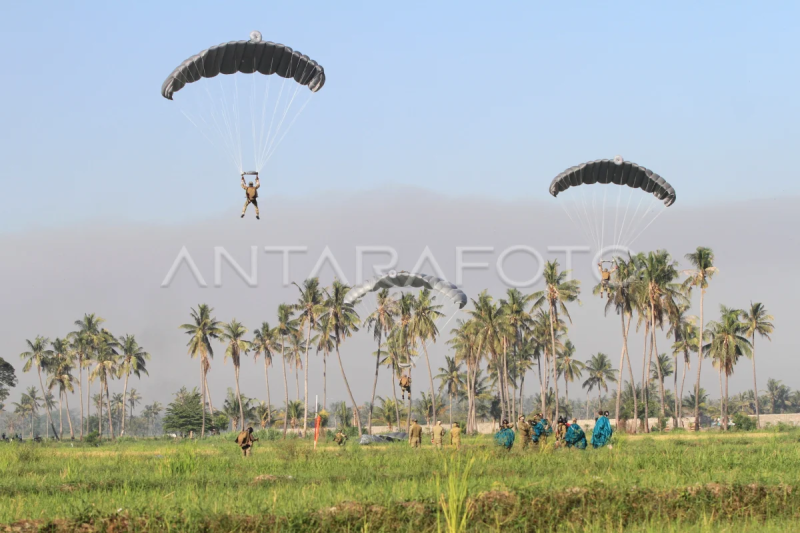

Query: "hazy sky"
<box><xmin>0</xmin><ymin>2</ymin><xmax>798</xmax><ymax>410</ymax></box>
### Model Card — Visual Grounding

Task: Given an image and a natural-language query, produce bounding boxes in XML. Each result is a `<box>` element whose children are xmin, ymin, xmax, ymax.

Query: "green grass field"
<box><xmin>2</xmin><ymin>429</ymin><xmax>800</xmax><ymax>532</ymax></box>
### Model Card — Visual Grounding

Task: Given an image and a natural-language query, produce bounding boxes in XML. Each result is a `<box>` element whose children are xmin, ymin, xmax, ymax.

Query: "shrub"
<box><xmin>731</xmin><ymin>412</ymin><xmax>757</xmax><ymax>431</ymax></box>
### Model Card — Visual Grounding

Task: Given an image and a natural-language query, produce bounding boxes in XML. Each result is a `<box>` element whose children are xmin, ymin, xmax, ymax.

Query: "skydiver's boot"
<box><xmin>241</xmin><ymin>213</ymin><xmax>245</xmax><ymax>218</ymax></box>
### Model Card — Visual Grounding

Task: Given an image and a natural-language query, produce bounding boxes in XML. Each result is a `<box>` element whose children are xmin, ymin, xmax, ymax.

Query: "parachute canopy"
<box><xmin>345</xmin><ymin>271</ymin><xmax>467</xmax><ymax>309</ymax></box>
<box><xmin>549</xmin><ymin>159</ymin><xmax>675</xmax><ymax>207</ymax></box>
<box><xmin>161</xmin><ymin>35</ymin><xmax>325</xmax><ymax>100</ymax></box>
<box><xmin>549</xmin><ymin>157</ymin><xmax>676</xmax><ymax>253</ymax></box>
<box><xmin>161</xmin><ymin>32</ymin><xmax>325</xmax><ymax>174</ymax></box>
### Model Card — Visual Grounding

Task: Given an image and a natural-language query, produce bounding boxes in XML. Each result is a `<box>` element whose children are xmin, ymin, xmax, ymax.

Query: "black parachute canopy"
<box><xmin>549</xmin><ymin>159</ymin><xmax>676</xmax><ymax>207</ymax></box>
<box><xmin>161</xmin><ymin>33</ymin><xmax>325</xmax><ymax>100</ymax></box>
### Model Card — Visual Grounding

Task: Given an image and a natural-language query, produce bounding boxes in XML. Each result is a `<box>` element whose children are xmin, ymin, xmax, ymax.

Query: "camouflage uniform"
<box><xmin>399</xmin><ymin>375</ymin><xmax>411</xmax><ymax>400</ymax></box>
<box><xmin>333</xmin><ymin>431</ymin><xmax>348</xmax><ymax>446</ymax></box>
<box><xmin>517</xmin><ymin>417</ymin><xmax>532</xmax><ymax>449</ymax></box>
<box><xmin>409</xmin><ymin>421</ymin><xmax>423</xmax><ymax>448</ymax></box>
<box><xmin>241</xmin><ymin>178</ymin><xmax>261</xmax><ymax>217</ymax></box>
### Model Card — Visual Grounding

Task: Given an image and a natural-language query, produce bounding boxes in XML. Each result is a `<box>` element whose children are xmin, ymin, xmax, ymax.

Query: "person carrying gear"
<box><xmin>409</xmin><ymin>418</ymin><xmax>423</xmax><ymax>448</ymax></box>
<box><xmin>494</xmin><ymin>419</ymin><xmax>515</xmax><ymax>450</ymax></box>
<box><xmin>399</xmin><ymin>374</ymin><xmax>411</xmax><ymax>400</ymax></box>
<box><xmin>333</xmin><ymin>430</ymin><xmax>348</xmax><ymax>446</ymax></box>
<box><xmin>450</xmin><ymin>422</ymin><xmax>462</xmax><ymax>450</ymax></box>
<box><xmin>516</xmin><ymin>415</ymin><xmax>532</xmax><ymax>450</ymax></box>
<box><xmin>565</xmin><ymin>419</ymin><xmax>588</xmax><ymax>450</ymax></box>
<box><xmin>432</xmin><ymin>420</ymin><xmax>445</xmax><ymax>450</ymax></box>
<box><xmin>235</xmin><ymin>426</ymin><xmax>258</xmax><ymax>457</ymax></box>
<box><xmin>591</xmin><ymin>411</ymin><xmax>614</xmax><ymax>449</ymax></box>
<box><xmin>597</xmin><ymin>260</ymin><xmax>618</xmax><ymax>299</ymax></box>
<box><xmin>555</xmin><ymin>416</ymin><xmax>568</xmax><ymax>446</ymax></box>
<box><xmin>240</xmin><ymin>173</ymin><xmax>261</xmax><ymax>219</ymax></box>
<box><xmin>533</xmin><ymin>414</ymin><xmax>552</xmax><ymax>447</ymax></box>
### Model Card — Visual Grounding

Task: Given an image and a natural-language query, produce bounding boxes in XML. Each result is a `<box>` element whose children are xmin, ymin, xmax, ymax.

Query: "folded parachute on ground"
<box><xmin>345</xmin><ymin>271</ymin><xmax>467</xmax><ymax>309</ymax></box>
<box><xmin>549</xmin><ymin>159</ymin><xmax>676</xmax><ymax>207</ymax></box>
<box><xmin>161</xmin><ymin>31</ymin><xmax>325</xmax><ymax>100</ymax></box>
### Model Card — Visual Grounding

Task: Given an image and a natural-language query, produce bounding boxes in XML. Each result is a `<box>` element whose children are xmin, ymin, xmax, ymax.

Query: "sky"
<box><xmin>0</xmin><ymin>1</ymin><xmax>798</xmax><ymax>412</ymax></box>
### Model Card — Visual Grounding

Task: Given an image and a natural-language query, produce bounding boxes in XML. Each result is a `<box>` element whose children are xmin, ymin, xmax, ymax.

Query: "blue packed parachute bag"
<box><xmin>494</xmin><ymin>428</ymin><xmax>515</xmax><ymax>449</ymax></box>
<box><xmin>565</xmin><ymin>423</ymin><xmax>587</xmax><ymax>450</ymax></box>
<box><xmin>591</xmin><ymin>416</ymin><xmax>613</xmax><ymax>449</ymax></box>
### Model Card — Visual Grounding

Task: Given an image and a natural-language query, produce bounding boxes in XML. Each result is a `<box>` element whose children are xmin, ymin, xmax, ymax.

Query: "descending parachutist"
<box><xmin>240</xmin><ymin>171</ymin><xmax>261</xmax><ymax>220</ymax></box>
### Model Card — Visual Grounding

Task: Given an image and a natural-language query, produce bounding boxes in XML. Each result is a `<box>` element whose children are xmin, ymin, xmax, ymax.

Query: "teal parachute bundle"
<box><xmin>591</xmin><ymin>416</ymin><xmax>613</xmax><ymax>449</ymax></box>
<box><xmin>494</xmin><ymin>428</ymin><xmax>515</xmax><ymax>449</ymax></box>
<box><xmin>565</xmin><ymin>423</ymin><xmax>587</xmax><ymax>450</ymax></box>
<box><xmin>532</xmin><ymin>419</ymin><xmax>552</xmax><ymax>442</ymax></box>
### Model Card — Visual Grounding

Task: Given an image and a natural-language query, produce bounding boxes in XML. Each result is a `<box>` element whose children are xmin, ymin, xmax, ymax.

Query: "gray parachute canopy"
<box><xmin>549</xmin><ymin>159</ymin><xmax>676</xmax><ymax>207</ymax></box>
<box><xmin>161</xmin><ymin>34</ymin><xmax>325</xmax><ymax>100</ymax></box>
<box><xmin>345</xmin><ymin>272</ymin><xmax>467</xmax><ymax>309</ymax></box>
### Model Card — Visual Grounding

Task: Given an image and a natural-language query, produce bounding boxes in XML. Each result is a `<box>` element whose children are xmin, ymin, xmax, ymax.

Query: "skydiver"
<box><xmin>597</xmin><ymin>260</ymin><xmax>618</xmax><ymax>299</ymax></box>
<box><xmin>399</xmin><ymin>373</ymin><xmax>411</xmax><ymax>400</ymax></box>
<box><xmin>240</xmin><ymin>173</ymin><xmax>260</xmax><ymax>220</ymax></box>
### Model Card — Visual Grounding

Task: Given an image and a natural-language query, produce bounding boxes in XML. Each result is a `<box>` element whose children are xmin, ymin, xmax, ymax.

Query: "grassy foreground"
<box><xmin>2</xmin><ymin>429</ymin><xmax>800</xmax><ymax>532</ymax></box>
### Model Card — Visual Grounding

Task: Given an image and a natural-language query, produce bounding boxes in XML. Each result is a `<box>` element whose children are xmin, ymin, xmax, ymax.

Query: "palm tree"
<box><xmin>322</xmin><ymin>280</ymin><xmax>363</xmax><ymax>435</ymax></box>
<box><xmin>469</xmin><ymin>292</ymin><xmax>510</xmax><ymax>420</ymax></box>
<box><xmin>380</xmin><ymin>329</ymin><xmax>413</xmax><ymax>426</ymax></box>
<box><xmin>766</xmin><ymin>379</ymin><xmax>790</xmax><ymax>414</ymax></box>
<box><xmin>20</xmin><ymin>336</ymin><xmax>56</xmax><ymax>437</ymax></box>
<box><xmin>127</xmin><ymin>389</ymin><xmax>142</xmax><ymax>419</ymax></box>
<box><xmin>374</xmin><ymin>397</ymin><xmax>399</xmax><ymax>430</ymax></box>
<box><xmin>47</xmin><ymin>339</ymin><xmax>75</xmax><ymax>439</ymax></box>
<box><xmin>14</xmin><ymin>387</ymin><xmax>42</xmax><ymax>437</ymax></box>
<box><xmin>667</xmin><ymin>303</ymin><xmax>697</xmax><ymax>425</ymax></box>
<box><xmin>276</xmin><ymin>304</ymin><xmax>296</xmax><ymax>438</ymax></box>
<box><xmin>397</xmin><ymin>292</ymin><xmax>417</xmax><ymax>430</ymax></box>
<box><xmin>411</xmin><ymin>288</ymin><xmax>445</xmax><ymax>426</ymax></box>
<box><xmin>364</xmin><ymin>288</ymin><xmax>397</xmax><ymax>435</ymax></box>
<box><xmin>284</xmin><ymin>400</ymin><xmax>305</xmax><ymax>429</ymax></box>
<box><xmin>582</xmin><ymin>353</ymin><xmax>617</xmax><ymax>414</ymax></box>
<box><xmin>683</xmin><ymin>388</ymin><xmax>709</xmax><ymax>419</ymax></box>
<box><xmin>650</xmin><ymin>353</ymin><xmax>674</xmax><ymax>416</ymax></box>
<box><xmin>116</xmin><ymin>334</ymin><xmax>150</xmax><ymax>436</ymax></box>
<box><xmin>636</xmin><ymin>250</ymin><xmax>684</xmax><ymax>422</ymax></box>
<box><xmin>683</xmin><ymin>247</ymin><xmax>718</xmax><ymax>430</ymax></box>
<box><xmin>557</xmin><ymin>340</ymin><xmax>584</xmax><ymax>409</ymax></box>
<box><xmin>533</xmin><ymin>260</ymin><xmax>580</xmax><ymax>424</ymax></box>
<box><xmin>220</xmin><ymin>319</ymin><xmax>250</xmax><ymax>432</ymax></box>
<box><xmin>70</xmin><ymin>313</ymin><xmax>104</xmax><ymax>439</ymax></box>
<box><xmin>596</xmin><ymin>256</ymin><xmax>639</xmax><ymax>431</ymax></box>
<box><xmin>435</xmin><ymin>355</ymin><xmax>465</xmax><ymax>426</ymax></box>
<box><xmin>741</xmin><ymin>302</ymin><xmax>774</xmax><ymax>428</ymax></box>
<box><xmin>180</xmin><ymin>304</ymin><xmax>221</xmax><ymax>438</ymax></box>
<box><xmin>251</xmin><ymin>322</ymin><xmax>278</xmax><ymax>427</ymax></box>
<box><xmin>293</xmin><ymin>278</ymin><xmax>325</xmax><ymax>438</ymax></box>
<box><xmin>315</xmin><ymin>314</ymin><xmax>335</xmax><ymax>410</ymax></box>
<box><xmin>500</xmin><ymin>289</ymin><xmax>537</xmax><ymax>419</ymax></box>
<box><xmin>89</xmin><ymin>330</ymin><xmax>119</xmax><ymax>439</ymax></box>
<box><xmin>704</xmin><ymin>306</ymin><xmax>751</xmax><ymax>430</ymax></box>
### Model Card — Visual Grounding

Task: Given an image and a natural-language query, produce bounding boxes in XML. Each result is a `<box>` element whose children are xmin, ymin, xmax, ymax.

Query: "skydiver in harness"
<box><xmin>597</xmin><ymin>260</ymin><xmax>618</xmax><ymax>299</ymax></box>
<box><xmin>399</xmin><ymin>373</ymin><xmax>411</xmax><ymax>400</ymax></box>
<box><xmin>240</xmin><ymin>171</ymin><xmax>260</xmax><ymax>220</ymax></box>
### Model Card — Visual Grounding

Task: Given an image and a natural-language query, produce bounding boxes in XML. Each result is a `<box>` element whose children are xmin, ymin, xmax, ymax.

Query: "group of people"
<box><xmin>494</xmin><ymin>411</ymin><xmax>613</xmax><ymax>451</ymax></box>
<box><xmin>408</xmin><ymin>419</ymin><xmax>462</xmax><ymax>450</ymax></box>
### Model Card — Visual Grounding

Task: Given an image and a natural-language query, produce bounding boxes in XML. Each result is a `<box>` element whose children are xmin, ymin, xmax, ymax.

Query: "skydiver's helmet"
<box><xmin>249</xmin><ymin>182</ymin><xmax>254</xmax><ymax>187</ymax></box>
<box><xmin>604</xmin><ymin>411</ymin><xmax>610</xmax><ymax>418</ymax></box>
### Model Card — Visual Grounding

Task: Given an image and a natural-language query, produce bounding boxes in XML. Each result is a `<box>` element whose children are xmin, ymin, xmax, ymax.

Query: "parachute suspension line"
<box><xmin>562</xmin><ymin>197</ymin><xmax>594</xmax><ymax>250</ymax></box>
<box><xmin>255</xmin><ymin>60</ymin><xmax>275</xmax><ymax>170</ymax></box>
<box><xmin>263</xmin><ymin>95</ymin><xmax>312</xmax><ymax>165</ymax></box>
<box><xmin>579</xmin><ymin>186</ymin><xmax>600</xmax><ymax>250</ymax></box>
<box><xmin>256</xmin><ymin>75</ymin><xmax>290</xmax><ymax>171</ymax></box>
<box><xmin>559</xmin><ymin>201</ymin><xmax>591</xmax><ymax>247</ymax></box>
<box><xmin>612</xmin><ymin>185</ymin><xmax>623</xmax><ymax>253</ymax></box>
<box><xmin>616</xmin><ymin>187</ymin><xmax>642</xmax><ymax>252</ymax></box>
<box><xmin>233</xmin><ymin>74</ymin><xmax>244</xmax><ymax>173</ymax></box>
<box><xmin>600</xmin><ymin>186</ymin><xmax>608</xmax><ymax>255</ymax></box>
<box><xmin>626</xmin><ymin>202</ymin><xmax>667</xmax><ymax>249</ymax></box>
<box><xmin>216</xmin><ymin>75</ymin><xmax>244</xmax><ymax>172</ymax></box>
<box><xmin>260</xmin><ymin>81</ymin><xmax>305</xmax><ymax>169</ymax></box>
<box><xmin>620</xmin><ymin>197</ymin><xmax>661</xmax><ymax>250</ymax></box>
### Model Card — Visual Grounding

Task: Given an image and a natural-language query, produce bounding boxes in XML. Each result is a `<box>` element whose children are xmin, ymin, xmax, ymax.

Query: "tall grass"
<box><xmin>437</xmin><ymin>455</ymin><xmax>474</xmax><ymax>533</ymax></box>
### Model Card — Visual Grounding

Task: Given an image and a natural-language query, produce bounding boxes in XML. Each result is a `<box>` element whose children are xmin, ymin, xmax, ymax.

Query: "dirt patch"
<box><xmin>251</xmin><ymin>474</ymin><xmax>294</xmax><ymax>485</ymax></box>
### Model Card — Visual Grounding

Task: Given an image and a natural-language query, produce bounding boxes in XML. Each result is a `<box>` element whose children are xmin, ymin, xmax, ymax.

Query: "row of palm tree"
<box><xmin>14</xmin><ymin>315</ymin><xmax>150</xmax><ymax>440</ymax></box>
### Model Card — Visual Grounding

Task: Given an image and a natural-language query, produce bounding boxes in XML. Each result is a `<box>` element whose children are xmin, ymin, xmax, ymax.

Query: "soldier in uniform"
<box><xmin>597</xmin><ymin>261</ymin><xmax>618</xmax><ymax>299</ymax></box>
<box><xmin>555</xmin><ymin>416</ymin><xmax>568</xmax><ymax>446</ymax></box>
<box><xmin>399</xmin><ymin>374</ymin><xmax>412</xmax><ymax>400</ymax></box>
<box><xmin>432</xmin><ymin>420</ymin><xmax>445</xmax><ymax>450</ymax></box>
<box><xmin>516</xmin><ymin>415</ymin><xmax>532</xmax><ymax>450</ymax></box>
<box><xmin>450</xmin><ymin>422</ymin><xmax>462</xmax><ymax>450</ymax></box>
<box><xmin>235</xmin><ymin>426</ymin><xmax>258</xmax><ymax>457</ymax></box>
<box><xmin>333</xmin><ymin>430</ymin><xmax>348</xmax><ymax>446</ymax></box>
<box><xmin>241</xmin><ymin>174</ymin><xmax>261</xmax><ymax>220</ymax></box>
<box><xmin>409</xmin><ymin>418</ymin><xmax>423</xmax><ymax>448</ymax></box>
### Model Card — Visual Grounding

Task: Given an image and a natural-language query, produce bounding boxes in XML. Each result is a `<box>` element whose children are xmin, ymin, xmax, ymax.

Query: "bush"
<box><xmin>731</xmin><ymin>412</ymin><xmax>757</xmax><ymax>431</ymax></box>
<box><xmin>84</xmin><ymin>431</ymin><xmax>100</xmax><ymax>447</ymax></box>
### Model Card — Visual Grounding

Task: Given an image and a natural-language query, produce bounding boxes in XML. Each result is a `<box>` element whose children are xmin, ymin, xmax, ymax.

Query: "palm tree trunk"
<box><xmin>200</xmin><ymin>360</ymin><xmax>206</xmax><ymax>438</ymax></box>
<box><xmin>64</xmin><ymin>391</ymin><xmax>75</xmax><ymax>439</ymax></box>
<box><xmin>234</xmin><ymin>362</ymin><xmax>244</xmax><ymax>431</ymax></box>
<box><xmin>280</xmin><ymin>340</ymin><xmax>289</xmax><ymax>438</ymax></box>
<box><xmin>538</xmin><ymin>352</ymin><xmax>545</xmax><ymax>416</ymax></box>
<box><xmin>586</xmin><ymin>396</ymin><xmax>590</xmax><ymax>419</ymax></box>
<box><xmin>323</xmin><ymin>349</ymin><xmax>328</xmax><ymax>410</ymax></box>
<box><xmin>421</xmin><ymin>343</ymin><xmax>437</xmax><ymax>426</ymax></box>
<box><xmin>724</xmin><ymin>370</ymin><xmax>730</xmax><ymax>431</ymax></box>
<box><xmin>548</xmin><ymin>304</ymin><xmax>561</xmax><ymax>424</ymax></box>
<box><xmin>303</xmin><ymin>323</ymin><xmax>312</xmax><ymax>438</ymax></box>
<box><xmin>623</xmin><ymin>316</ymin><xmax>637</xmax><ymax>434</ymax></box>
<box><xmin>642</xmin><ymin>321</ymin><xmax>650</xmax><ymax>433</ymax></box>
<box><xmin>449</xmin><ymin>391</ymin><xmax>453</xmax><ymax>426</ymax></box>
<box><xmin>87</xmin><ymin>379</ymin><xmax>92</xmax><ymax>436</ymax></box>
<box><xmin>264</xmin><ymin>358</ymin><xmax>272</xmax><ymax>426</ymax></box>
<box><xmin>121</xmin><ymin>371</ymin><xmax>130</xmax><ymax>436</ymax></box>
<box><xmin>78</xmin><ymin>355</ymin><xmax>84</xmax><ymax>439</ymax></box>
<box><xmin>650</xmin><ymin>301</ymin><xmax>666</xmax><ymax>422</ymax></box>
<box><xmin>615</xmin><ymin>312</ymin><xmax>627</xmax><ymax>429</ymax></box>
<box><xmin>390</xmin><ymin>364</ymin><xmax>401</xmax><ymax>428</ymax></box>
<box><xmin>36</xmin><ymin>367</ymin><xmax>55</xmax><ymax>437</ymax></box>
<box><xmin>104</xmin><ymin>378</ymin><xmax>115</xmax><ymax>439</ymax></box>
<box><xmin>334</xmin><ymin>340</ymin><xmax>363</xmax><ymax>435</ymax></box>
<box><xmin>368</xmin><ymin>331</ymin><xmax>382</xmax><ymax>435</ymax></box>
<box><xmin>717</xmin><ymin>363</ymin><xmax>724</xmax><ymax>430</ymax></box>
<box><xmin>752</xmin><ymin>335</ymin><xmax>760</xmax><ymax>428</ymax></box>
<box><xmin>694</xmin><ymin>290</ymin><xmax>705</xmax><ymax>431</ymax></box>
<box><xmin>98</xmin><ymin>390</ymin><xmax>102</xmax><ymax>436</ymax></box>
<box><xmin>295</xmin><ymin>363</ymin><xmax>300</xmax><ymax>402</ymax></box>
<box><xmin>204</xmin><ymin>369</ymin><xmax>214</xmax><ymax>414</ymax></box>
<box><xmin>519</xmin><ymin>373</ymin><xmax>525</xmax><ymax>416</ymax></box>
<box><xmin>673</xmin><ymin>346</ymin><xmax>679</xmax><ymax>428</ymax></box>
<box><xmin>58</xmin><ymin>393</ymin><xmax>64</xmax><ymax>438</ymax></box>
<box><xmin>679</xmin><ymin>349</ymin><xmax>690</xmax><ymax>425</ymax></box>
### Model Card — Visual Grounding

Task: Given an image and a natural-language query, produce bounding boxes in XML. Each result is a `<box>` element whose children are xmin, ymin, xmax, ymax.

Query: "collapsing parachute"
<box><xmin>345</xmin><ymin>271</ymin><xmax>467</xmax><ymax>309</ymax></box>
<box><xmin>161</xmin><ymin>31</ymin><xmax>325</xmax><ymax>174</ymax></box>
<box><xmin>549</xmin><ymin>157</ymin><xmax>676</xmax><ymax>253</ymax></box>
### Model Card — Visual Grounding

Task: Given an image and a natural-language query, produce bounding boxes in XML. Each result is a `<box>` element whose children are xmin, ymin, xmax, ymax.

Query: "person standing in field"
<box><xmin>409</xmin><ymin>418</ymin><xmax>423</xmax><ymax>448</ymax></box>
<box><xmin>334</xmin><ymin>430</ymin><xmax>348</xmax><ymax>446</ymax></box>
<box><xmin>450</xmin><ymin>422</ymin><xmax>462</xmax><ymax>450</ymax></box>
<box><xmin>235</xmin><ymin>427</ymin><xmax>258</xmax><ymax>457</ymax></box>
<box><xmin>591</xmin><ymin>411</ymin><xmax>613</xmax><ymax>449</ymax></box>
<box><xmin>432</xmin><ymin>420</ymin><xmax>445</xmax><ymax>450</ymax></box>
<box><xmin>516</xmin><ymin>415</ymin><xmax>532</xmax><ymax>450</ymax></box>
